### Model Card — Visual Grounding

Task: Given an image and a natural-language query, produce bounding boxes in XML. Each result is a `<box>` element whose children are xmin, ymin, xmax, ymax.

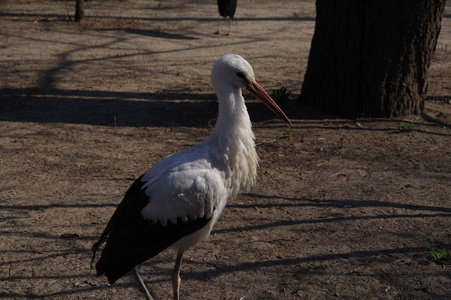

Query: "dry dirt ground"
<box><xmin>1</xmin><ymin>0</ymin><xmax>451</xmax><ymax>299</ymax></box>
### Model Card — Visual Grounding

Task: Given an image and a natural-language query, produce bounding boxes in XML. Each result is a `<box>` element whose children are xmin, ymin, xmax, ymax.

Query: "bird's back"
<box><xmin>217</xmin><ymin>0</ymin><xmax>237</xmax><ymax>18</ymax></box>
<box><xmin>140</xmin><ymin>146</ymin><xmax>227</xmax><ymax>226</ymax></box>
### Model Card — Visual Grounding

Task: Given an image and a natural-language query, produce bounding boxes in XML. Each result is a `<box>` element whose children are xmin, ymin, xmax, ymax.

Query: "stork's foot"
<box><xmin>213</xmin><ymin>31</ymin><xmax>233</xmax><ymax>36</ymax></box>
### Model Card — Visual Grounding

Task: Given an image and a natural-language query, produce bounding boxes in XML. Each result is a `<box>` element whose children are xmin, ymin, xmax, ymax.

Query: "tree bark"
<box><xmin>75</xmin><ymin>0</ymin><xmax>84</xmax><ymax>22</ymax></box>
<box><xmin>300</xmin><ymin>0</ymin><xmax>446</xmax><ymax>117</ymax></box>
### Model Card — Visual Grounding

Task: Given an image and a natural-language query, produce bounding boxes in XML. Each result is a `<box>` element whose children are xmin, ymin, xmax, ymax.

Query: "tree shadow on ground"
<box><xmin>0</xmin><ymin>88</ymin><xmax>296</xmax><ymax>127</ymax></box>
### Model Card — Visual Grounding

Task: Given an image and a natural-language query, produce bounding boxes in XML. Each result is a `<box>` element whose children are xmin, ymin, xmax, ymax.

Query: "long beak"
<box><xmin>246</xmin><ymin>81</ymin><xmax>292</xmax><ymax>126</ymax></box>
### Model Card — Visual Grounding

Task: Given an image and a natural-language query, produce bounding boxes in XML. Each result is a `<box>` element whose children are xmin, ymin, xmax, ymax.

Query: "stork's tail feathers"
<box><xmin>91</xmin><ymin>230</ymin><xmax>109</xmax><ymax>268</ymax></box>
<box><xmin>91</xmin><ymin>175</ymin><xmax>147</xmax><ymax>271</ymax></box>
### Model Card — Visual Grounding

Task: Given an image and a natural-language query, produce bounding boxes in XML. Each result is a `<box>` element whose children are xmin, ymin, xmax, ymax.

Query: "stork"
<box><xmin>215</xmin><ymin>0</ymin><xmax>237</xmax><ymax>35</ymax></box>
<box><xmin>91</xmin><ymin>54</ymin><xmax>291</xmax><ymax>300</ymax></box>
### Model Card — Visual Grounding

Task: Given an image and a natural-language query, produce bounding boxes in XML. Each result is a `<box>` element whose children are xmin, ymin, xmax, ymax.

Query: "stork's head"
<box><xmin>211</xmin><ymin>54</ymin><xmax>292</xmax><ymax>126</ymax></box>
<box><xmin>211</xmin><ymin>54</ymin><xmax>255</xmax><ymax>90</ymax></box>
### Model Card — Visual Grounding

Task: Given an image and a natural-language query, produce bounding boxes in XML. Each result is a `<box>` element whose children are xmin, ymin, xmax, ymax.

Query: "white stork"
<box><xmin>91</xmin><ymin>54</ymin><xmax>291</xmax><ymax>300</ymax></box>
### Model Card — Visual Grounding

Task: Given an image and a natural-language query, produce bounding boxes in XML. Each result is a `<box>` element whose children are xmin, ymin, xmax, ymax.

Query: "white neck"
<box><xmin>213</xmin><ymin>87</ymin><xmax>249</xmax><ymax>134</ymax></box>
<box><xmin>207</xmin><ymin>82</ymin><xmax>259</xmax><ymax>198</ymax></box>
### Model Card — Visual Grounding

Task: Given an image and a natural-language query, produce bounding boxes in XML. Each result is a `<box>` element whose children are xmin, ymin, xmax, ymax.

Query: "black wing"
<box><xmin>92</xmin><ymin>174</ymin><xmax>211</xmax><ymax>284</ymax></box>
<box><xmin>217</xmin><ymin>0</ymin><xmax>237</xmax><ymax>18</ymax></box>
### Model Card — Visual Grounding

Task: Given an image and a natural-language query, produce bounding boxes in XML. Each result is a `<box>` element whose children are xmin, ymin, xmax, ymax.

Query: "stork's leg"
<box><xmin>132</xmin><ymin>267</ymin><xmax>154</xmax><ymax>300</ymax></box>
<box><xmin>215</xmin><ymin>16</ymin><xmax>221</xmax><ymax>35</ymax></box>
<box><xmin>227</xmin><ymin>17</ymin><xmax>232</xmax><ymax>36</ymax></box>
<box><xmin>171</xmin><ymin>251</ymin><xmax>184</xmax><ymax>300</ymax></box>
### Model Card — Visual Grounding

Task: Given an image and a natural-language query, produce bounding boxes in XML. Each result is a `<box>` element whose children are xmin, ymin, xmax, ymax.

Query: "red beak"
<box><xmin>246</xmin><ymin>81</ymin><xmax>292</xmax><ymax>126</ymax></box>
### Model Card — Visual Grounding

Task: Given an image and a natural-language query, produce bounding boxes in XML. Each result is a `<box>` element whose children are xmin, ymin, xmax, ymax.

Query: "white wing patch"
<box><xmin>140</xmin><ymin>158</ymin><xmax>226</xmax><ymax>227</ymax></box>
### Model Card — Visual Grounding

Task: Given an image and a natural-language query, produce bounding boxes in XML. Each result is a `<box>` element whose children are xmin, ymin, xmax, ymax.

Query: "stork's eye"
<box><xmin>236</xmin><ymin>72</ymin><xmax>245</xmax><ymax>79</ymax></box>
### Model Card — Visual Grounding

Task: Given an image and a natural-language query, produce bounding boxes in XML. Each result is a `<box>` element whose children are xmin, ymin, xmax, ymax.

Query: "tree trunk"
<box><xmin>75</xmin><ymin>0</ymin><xmax>84</xmax><ymax>22</ymax></box>
<box><xmin>300</xmin><ymin>0</ymin><xmax>446</xmax><ymax>117</ymax></box>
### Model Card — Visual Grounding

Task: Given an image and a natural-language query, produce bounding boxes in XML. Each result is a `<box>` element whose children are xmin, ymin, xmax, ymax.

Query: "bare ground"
<box><xmin>0</xmin><ymin>0</ymin><xmax>451</xmax><ymax>299</ymax></box>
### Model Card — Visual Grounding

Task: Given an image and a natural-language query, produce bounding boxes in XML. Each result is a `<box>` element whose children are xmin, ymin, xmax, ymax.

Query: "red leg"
<box><xmin>226</xmin><ymin>17</ymin><xmax>232</xmax><ymax>36</ymax></box>
<box><xmin>171</xmin><ymin>251</ymin><xmax>184</xmax><ymax>300</ymax></box>
<box><xmin>215</xmin><ymin>17</ymin><xmax>221</xmax><ymax>35</ymax></box>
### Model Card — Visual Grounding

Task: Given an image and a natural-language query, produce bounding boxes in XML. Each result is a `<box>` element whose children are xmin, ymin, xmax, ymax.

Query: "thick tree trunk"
<box><xmin>300</xmin><ymin>0</ymin><xmax>446</xmax><ymax>117</ymax></box>
<box><xmin>75</xmin><ymin>0</ymin><xmax>84</xmax><ymax>22</ymax></box>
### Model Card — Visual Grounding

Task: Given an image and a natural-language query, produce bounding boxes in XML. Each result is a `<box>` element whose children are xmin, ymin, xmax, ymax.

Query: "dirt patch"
<box><xmin>1</xmin><ymin>0</ymin><xmax>450</xmax><ymax>299</ymax></box>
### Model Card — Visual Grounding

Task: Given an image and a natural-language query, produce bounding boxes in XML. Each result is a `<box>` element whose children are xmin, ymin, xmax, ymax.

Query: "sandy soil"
<box><xmin>1</xmin><ymin>0</ymin><xmax>450</xmax><ymax>299</ymax></box>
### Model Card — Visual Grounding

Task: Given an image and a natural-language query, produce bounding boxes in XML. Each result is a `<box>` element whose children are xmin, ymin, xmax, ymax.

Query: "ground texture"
<box><xmin>1</xmin><ymin>0</ymin><xmax>450</xmax><ymax>299</ymax></box>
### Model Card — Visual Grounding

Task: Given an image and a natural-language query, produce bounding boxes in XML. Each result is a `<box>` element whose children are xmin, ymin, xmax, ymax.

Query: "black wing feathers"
<box><xmin>92</xmin><ymin>174</ymin><xmax>211</xmax><ymax>284</ymax></box>
<box><xmin>217</xmin><ymin>0</ymin><xmax>237</xmax><ymax>18</ymax></box>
